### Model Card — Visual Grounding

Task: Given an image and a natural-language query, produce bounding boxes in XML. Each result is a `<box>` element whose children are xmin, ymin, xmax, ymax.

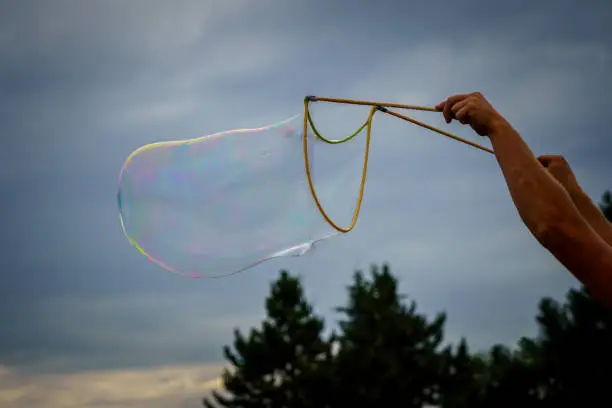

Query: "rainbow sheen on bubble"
<box><xmin>117</xmin><ymin>112</ymin><xmax>365</xmax><ymax>278</ymax></box>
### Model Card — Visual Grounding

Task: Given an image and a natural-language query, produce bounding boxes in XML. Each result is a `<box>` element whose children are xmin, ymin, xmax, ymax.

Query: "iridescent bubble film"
<box><xmin>117</xmin><ymin>111</ymin><xmax>366</xmax><ymax>278</ymax></box>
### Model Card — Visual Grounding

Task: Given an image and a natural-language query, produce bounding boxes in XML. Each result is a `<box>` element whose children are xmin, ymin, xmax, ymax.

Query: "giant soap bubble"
<box><xmin>118</xmin><ymin>95</ymin><xmax>492</xmax><ymax>278</ymax></box>
<box><xmin>117</xmin><ymin>106</ymin><xmax>368</xmax><ymax>278</ymax></box>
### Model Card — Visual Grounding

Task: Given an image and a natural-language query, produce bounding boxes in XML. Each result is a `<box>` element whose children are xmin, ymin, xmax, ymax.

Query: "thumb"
<box><xmin>537</xmin><ymin>155</ymin><xmax>559</xmax><ymax>167</ymax></box>
<box><xmin>538</xmin><ymin>154</ymin><xmax>564</xmax><ymax>168</ymax></box>
<box><xmin>537</xmin><ymin>155</ymin><xmax>549</xmax><ymax>167</ymax></box>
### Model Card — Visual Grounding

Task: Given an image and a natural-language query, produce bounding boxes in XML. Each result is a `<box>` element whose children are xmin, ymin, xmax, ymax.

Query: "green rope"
<box><xmin>306</xmin><ymin>108</ymin><xmax>370</xmax><ymax>144</ymax></box>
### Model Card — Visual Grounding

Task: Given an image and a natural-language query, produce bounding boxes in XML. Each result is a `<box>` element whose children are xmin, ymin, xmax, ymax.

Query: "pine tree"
<box><xmin>518</xmin><ymin>288</ymin><xmax>612</xmax><ymax>406</ymax></box>
<box><xmin>476</xmin><ymin>344</ymin><xmax>543</xmax><ymax>407</ymax></box>
<box><xmin>482</xmin><ymin>189</ymin><xmax>612</xmax><ymax>407</ymax></box>
<box><xmin>531</xmin><ymin>190</ymin><xmax>612</xmax><ymax>404</ymax></box>
<box><xmin>437</xmin><ymin>338</ymin><xmax>487</xmax><ymax>408</ymax></box>
<box><xmin>332</xmin><ymin>264</ymin><xmax>446</xmax><ymax>408</ymax></box>
<box><xmin>203</xmin><ymin>271</ymin><xmax>334</xmax><ymax>408</ymax></box>
<box><xmin>599</xmin><ymin>190</ymin><xmax>612</xmax><ymax>221</ymax></box>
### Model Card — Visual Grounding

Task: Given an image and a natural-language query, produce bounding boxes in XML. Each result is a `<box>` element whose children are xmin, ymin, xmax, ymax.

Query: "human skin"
<box><xmin>435</xmin><ymin>92</ymin><xmax>612</xmax><ymax>308</ymax></box>
<box><xmin>537</xmin><ymin>154</ymin><xmax>612</xmax><ymax>248</ymax></box>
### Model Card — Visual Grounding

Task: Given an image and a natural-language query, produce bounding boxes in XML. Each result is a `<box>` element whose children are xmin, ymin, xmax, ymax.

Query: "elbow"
<box><xmin>531</xmin><ymin>214</ymin><xmax>582</xmax><ymax>250</ymax></box>
<box><xmin>530</xmin><ymin>212</ymin><xmax>612</xmax><ymax>309</ymax></box>
<box><xmin>532</xmin><ymin>221</ymin><xmax>559</xmax><ymax>249</ymax></box>
<box><xmin>526</xmin><ymin>196</ymin><xmax>586</xmax><ymax>249</ymax></box>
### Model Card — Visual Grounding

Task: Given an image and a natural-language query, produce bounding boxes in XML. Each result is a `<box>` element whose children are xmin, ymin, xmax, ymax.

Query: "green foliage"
<box><xmin>333</xmin><ymin>264</ymin><xmax>446</xmax><ymax>407</ymax></box>
<box><xmin>476</xmin><ymin>344</ymin><xmax>543</xmax><ymax>407</ymax></box>
<box><xmin>205</xmin><ymin>190</ymin><xmax>612</xmax><ymax>408</ymax></box>
<box><xmin>437</xmin><ymin>339</ymin><xmax>488</xmax><ymax>408</ymax></box>
<box><xmin>203</xmin><ymin>271</ymin><xmax>334</xmax><ymax>408</ymax></box>
<box><xmin>479</xmin><ymin>189</ymin><xmax>612</xmax><ymax>406</ymax></box>
<box><xmin>516</xmin><ymin>288</ymin><xmax>612</xmax><ymax>405</ymax></box>
<box><xmin>599</xmin><ymin>190</ymin><xmax>612</xmax><ymax>221</ymax></box>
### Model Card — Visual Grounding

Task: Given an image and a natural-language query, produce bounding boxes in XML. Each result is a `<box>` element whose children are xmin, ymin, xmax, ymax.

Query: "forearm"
<box><xmin>488</xmin><ymin>122</ymin><xmax>612</xmax><ymax>306</ymax></box>
<box><xmin>568</xmin><ymin>187</ymin><xmax>612</xmax><ymax>247</ymax></box>
<box><xmin>544</xmin><ymin>219</ymin><xmax>612</xmax><ymax>308</ymax></box>
<box><xmin>487</xmin><ymin>121</ymin><xmax>584</xmax><ymax>240</ymax></box>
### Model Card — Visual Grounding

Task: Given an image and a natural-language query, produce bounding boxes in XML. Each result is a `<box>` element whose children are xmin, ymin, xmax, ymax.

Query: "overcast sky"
<box><xmin>1</xmin><ymin>0</ymin><xmax>611</xmax><ymax>406</ymax></box>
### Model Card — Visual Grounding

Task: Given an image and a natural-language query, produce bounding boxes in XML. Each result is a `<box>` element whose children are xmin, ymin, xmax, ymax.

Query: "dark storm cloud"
<box><xmin>0</xmin><ymin>0</ymin><xmax>610</xmax><ymax>389</ymax></box>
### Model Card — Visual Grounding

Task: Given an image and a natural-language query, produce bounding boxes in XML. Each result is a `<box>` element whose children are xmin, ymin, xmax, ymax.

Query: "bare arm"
<box><xmin>568</xmin><ymin>187</ymin><xmax>612</xmax><ymax>247</ymax></box>
<box><xmin>436</xmin><ymin>93</ymin><xmax>612</xmax><ymax>307</ymax></box>
<box><xmin>537</xmin><ymin>154</ymin><xmax>612</xmax><ymax>248</ymax></box>
<box><xmin>489</xmin><ymin>124</ymin><xmax>612</xmax><ymax>307</ymax></box>
<box><xmin>487</xmin><ymin>122</ymin><xmax>580</xmax><ymax>238</ymax></box>
<box><xmin>541</xmin><ymin>207</ymin><xmax>612</xmax><ymax>308</ymax></box>
<box><xmin>487</xmin><ymin>122</ymin><xmax>583</xmax><ymax>240</ymax></box>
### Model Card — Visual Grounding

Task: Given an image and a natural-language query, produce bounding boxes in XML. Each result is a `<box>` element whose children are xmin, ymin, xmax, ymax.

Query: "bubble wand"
<box><xmin>302</xmin><ymin>95</ymin><xmax>493</xmax><ymax>234</ymax></box>
<box><xmin>118</xmin><ymin>95</ymin><xmax>494</xmax><ymax>278</ymax></box>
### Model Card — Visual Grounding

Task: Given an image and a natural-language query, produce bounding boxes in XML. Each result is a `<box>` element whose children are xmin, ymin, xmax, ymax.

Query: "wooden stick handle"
<box><xmin>381</xmin><ymin>108</ymin><xmax>494</xmax><ymax>155</ymax></box>
<box><xmin>307</xmin><ymin>95</ymin><xmax>494</xmax><ymax>155</ymax></box>
<box><xmin>309</xmin><ymin>96</ymin><xmax>437</xmax><ymax>112</ymax></box>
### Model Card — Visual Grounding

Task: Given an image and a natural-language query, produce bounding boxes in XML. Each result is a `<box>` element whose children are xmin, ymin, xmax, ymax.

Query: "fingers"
<box><xmin>537</xmin><ymin>155</ymin><xmax>551</xmax><ymax>167</ymax></box>
<box><xmin>442</xmin><ymin>93</ymin><xmax>471</xmax><ymax>123</ymax></box>
<box><xmin>451</xmin><ymin>99</ymin><xmax>471</xmax><ymax>124</ymax></box>
<box><xmin>537</xmin><ymin>154</ymin><xmax>565</xmax><ymax>167</ymax></box>
<box><xmin>438</xmin><ymin>93</ymin><xmax>484</xmax><ymax>123</ymax></box>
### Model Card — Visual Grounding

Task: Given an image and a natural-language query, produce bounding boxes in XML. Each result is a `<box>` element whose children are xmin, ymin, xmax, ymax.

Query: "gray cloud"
<box><xmin>0</xmin><ymin>362</ymin><xmax>225</xmax><ymax>407</ymax></box>
<box><xmin>1</xmin><ymin>0</ymin><xmax>610</xmax><ymax>388</ymax></box>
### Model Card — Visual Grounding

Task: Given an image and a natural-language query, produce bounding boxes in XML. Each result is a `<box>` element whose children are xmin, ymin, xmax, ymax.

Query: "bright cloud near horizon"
<box><xmin>1</xmin><ymin>0</ymin><xmax>611</xmax><ymax>407</ymax></box>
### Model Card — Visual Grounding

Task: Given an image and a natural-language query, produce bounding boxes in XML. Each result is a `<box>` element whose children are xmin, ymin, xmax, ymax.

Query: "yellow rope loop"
<box><xmin>302</xmin><ymin>99</ymin><xmax>377</xmax><ymax>233</ymax></box>
<box><xmin>302</xmin><ymin>96</ymin><xmax>494</xmax><ymax>234</ymax></box>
